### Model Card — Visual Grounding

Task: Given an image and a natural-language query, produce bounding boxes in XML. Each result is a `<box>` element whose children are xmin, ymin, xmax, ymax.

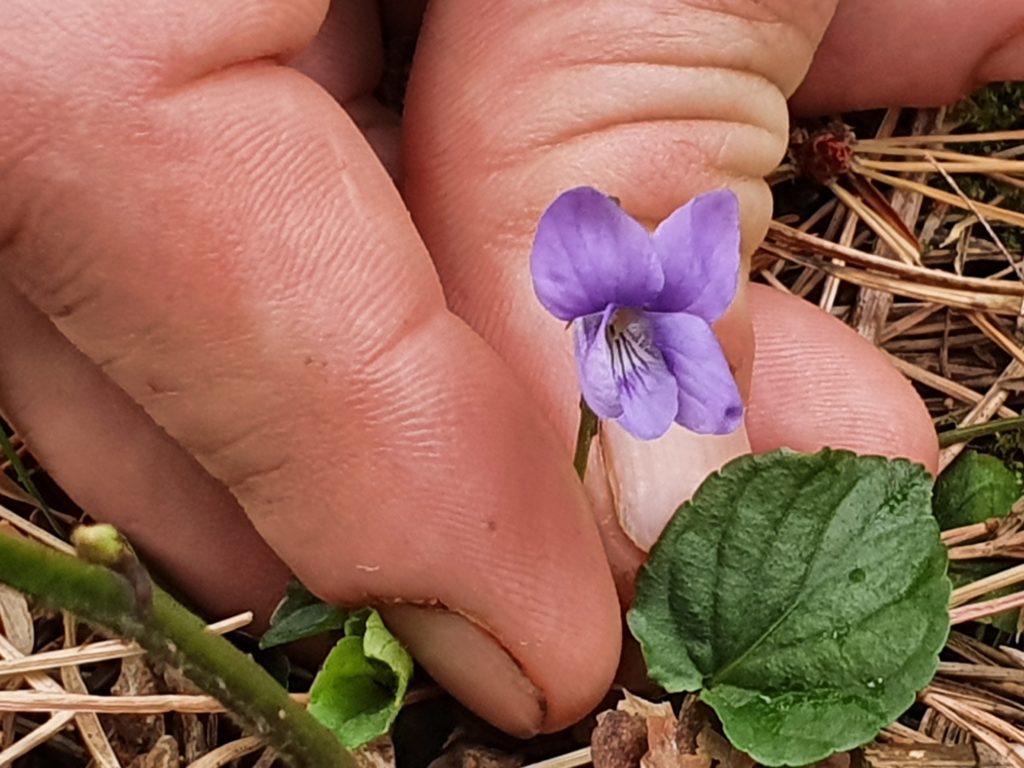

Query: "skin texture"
<box><xmin>792</xmin><ymin>0</ymin><xmax>1024</xmax><ymax>113</ymax></box>
<box><xmin>0</xmin><ymin>0</ymin><xmax>1021</xmax><ymax>735</ymax></box>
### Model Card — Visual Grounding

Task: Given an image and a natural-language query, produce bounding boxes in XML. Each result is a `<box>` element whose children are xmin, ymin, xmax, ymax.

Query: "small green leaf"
<box><xmin>308</xmin><ymin>609</ymin><xmax>412</xmax><ymax>749</ymax></box>
<box><xmin>259</xmin><ymin>580</ymin><xmax>348</xmax><ymax>650</ymax></box>
<box><xmin>932</xmin><ymin>451</ymin><xmax>1020</xmax><ymax>530</ymax></box>
<box><xmin>627</xmin><ymin>449</ymin><xmax>950</xmax><ymax>767</ymax></box>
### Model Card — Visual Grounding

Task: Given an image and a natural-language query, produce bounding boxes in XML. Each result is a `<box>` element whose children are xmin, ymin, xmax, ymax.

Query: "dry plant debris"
<box><xmin>3</xmin><ymin>98</ymin><xmax>1024</xmax><ymax>766</ymax></box>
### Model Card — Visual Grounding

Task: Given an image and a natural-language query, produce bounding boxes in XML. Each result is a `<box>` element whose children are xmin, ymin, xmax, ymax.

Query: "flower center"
<box><xmin>605</xmin><ymin>308</ymin><xmax>662</xmax><ymax>387</ymax></box>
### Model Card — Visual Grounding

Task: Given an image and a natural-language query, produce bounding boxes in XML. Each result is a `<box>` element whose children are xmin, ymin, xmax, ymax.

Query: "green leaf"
<box><xmin>259</xmin><ymin>580</ymin><xmax>348</xmax><ymax>650</ymax></box>
<box><xmin>627</xmin><ymin>449</ymin><xmax>950</xmax><ymax>767</ymax></box>
<box><xmin>308</xmin><ymin>609</ymin><xmax>412</xmax><ymax>749</ymax></box>
<box><xmin>932</xmin><ymin>451</ymin><xmax>1020</xmax><ymax>531</ymax></box>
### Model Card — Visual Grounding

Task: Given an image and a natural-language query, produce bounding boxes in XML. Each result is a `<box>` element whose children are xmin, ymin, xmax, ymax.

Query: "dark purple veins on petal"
<box><xmin>575</xmin><ymin>306</ymin><xmax>680</xmax><ymax>439</ymax></box>
<box><xmin>531</xmin><ymin>185</ymin><xmax>745</xmax><ymax>440</ymax></box>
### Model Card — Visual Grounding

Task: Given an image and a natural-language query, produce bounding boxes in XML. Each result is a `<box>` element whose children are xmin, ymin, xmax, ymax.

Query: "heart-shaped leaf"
<box><xmin>627</xmin><ymin>449</ymin><xmax>950</xmax><ymax>766</ymax></box>
<box><xmin>932</xmin><ymin>451</ymin><xmax>1020</xmax><ymax>531</ymax></box>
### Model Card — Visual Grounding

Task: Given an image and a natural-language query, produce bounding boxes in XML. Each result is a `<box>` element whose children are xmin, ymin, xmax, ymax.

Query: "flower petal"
<box><xmin>649</xmin><ymin>311</ymin><xmax>743</xmax><ymax>435</ymax></box>
<box><xmin>617</xmin><ymin>354</ymin><xmax>679</xmax><ymax>440</ymax></box>
<box><xmin>650</xmin><ymin>189</ymin><xmax>740</xmax><ymax>322</ymax></box>
<box><xmin>531</xmin><ymin>187</ymin><xmax>663</xmax><ymax>321</ymax></box>
<box><xmin>573</xmin><ymin>307</ymin><xmax>622</xmax><ymax>420</ymax></box>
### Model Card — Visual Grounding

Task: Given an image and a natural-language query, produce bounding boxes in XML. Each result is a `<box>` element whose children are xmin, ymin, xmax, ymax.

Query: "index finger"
<box><xmin>0</xmin><ymin>0</ymin><xmax>620</xmax><ymax>734</ymax></box>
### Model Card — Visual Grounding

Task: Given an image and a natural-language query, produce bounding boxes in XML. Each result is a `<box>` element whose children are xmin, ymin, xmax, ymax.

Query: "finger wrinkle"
<box><xmin>514</xmin><ymin>64</ymin><xmax>786</xmax><ymax>155</ymax></box>
<box><xmin>5</xmin><ymin>0</ymin><xmax>327</xmax><ymax>100</ymax></box>
<box><xmin>6</xmin><ymin>223</ymin><xmax>98</xmax><ymax>326</ymax></box>
<box><xmin>531</xmin><ymin>117</ymin><xmax>782</xmax><ymax>179</ymax></box>
<box><xmin>225</xmin><ymin>455</ymin><xmax>292</xmax><ymax>501</ymax></box>
<box><xmin>513</xmin><ymin>1</ymin><xmax>824</xmax><ymax>97</ymax></box>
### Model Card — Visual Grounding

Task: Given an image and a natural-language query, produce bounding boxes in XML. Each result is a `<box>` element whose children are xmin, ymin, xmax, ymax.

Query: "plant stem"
<box><xmin>573</xmin><ymin>399</ymin><xmax>599</xmax><ymax>481</ymax></box>
<box><xmin>937</xmin><ymin>415</ymin><xmax>1024</xmax><ymax>448</ymax></box>
<box><xmin>0</xmin><ymin>531</ymin><xmax>351</xmax><ymax>768</ymax></box>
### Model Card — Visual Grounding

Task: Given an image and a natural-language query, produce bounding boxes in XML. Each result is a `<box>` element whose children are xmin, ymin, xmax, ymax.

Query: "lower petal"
<box><xmin>649</xmin><ymin>312</ymin><xmax>743</xmax><ymax>435</ymax></box>
<box><xmin>617</xmin><ymin>358</ymin><xmax>679</xmax><ymax>440</ymax></box>
<box><xmin>573</xmin><ymin>307</ymin><xmax>622</xmax><ymax>420</ymax></box>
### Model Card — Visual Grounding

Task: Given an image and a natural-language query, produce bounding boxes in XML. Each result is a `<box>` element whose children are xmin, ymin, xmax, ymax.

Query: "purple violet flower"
<box><xmin>530</xmin><ymin>186</ymin><xmax>744</xmax><ymax>440</ymax></box>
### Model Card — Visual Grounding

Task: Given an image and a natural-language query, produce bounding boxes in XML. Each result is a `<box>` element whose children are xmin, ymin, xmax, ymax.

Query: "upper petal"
<box><xmin>650</xmin><ymin>189</ymin><xmax>740</xmax><ymax>322</ymax></box>
<box><xmin>649</xmin><ymin>311</ymin><xmax>743</xmax><ymax>435</ymax></box>
<box><xmin>573</xmin><ymin>307</ymin><xmax>622</xmax><ymax>420</ymax></box>
<box><xmin>531</xmin><ymin>187</ymin><xmax>663</xmax><ymax>321</ymax></box>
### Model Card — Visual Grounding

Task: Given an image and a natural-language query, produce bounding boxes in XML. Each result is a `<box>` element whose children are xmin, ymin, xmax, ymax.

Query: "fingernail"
<box><xmin>583</xmin><ymin>442</ymin><xmax>645</xmax><ymax>604</ymax></box>
<box><xmin>379</xmin><ymin>604</ymin><xmax>546</xmax><ymax>737</ymax></box>
<box><xmin>976</xmin><ymin>31</ymin><xmax>1024</xmax><ymax>84</ymax></box>
<box><xmin>601</xmin><ymin>421</ymin><xmax>751</xmax><ymax>551</ymax></box>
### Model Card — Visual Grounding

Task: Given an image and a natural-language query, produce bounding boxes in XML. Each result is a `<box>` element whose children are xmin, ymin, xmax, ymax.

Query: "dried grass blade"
<box><xmin>924</xmin><ymin>153</ymin><xmax>1022</xmax><ymax>278</ymax></box>
<box><xmin>0</xmin><ymin>711</ymin><xmax>77</xmax><ymax>766</ymax></box>
<box><xmin>941</xmin><ymin>521</ymin><xmax>1002</xmax><ymax>547</ymax></box>
<box><xmin>877</xmin><ymin>721</ymin><xmax>939</xmax><ymax>744</ymax></box>
<box><xmin>940</xmin><ymin>361</ymin><xmax>1024</xmax><ymax>470</ymax></box>
<box><xmin>884</xmin><ymin>354</ymin><xmax>1015</xmax><ymax>416</ymax></box>
<box><xmin>0</xmin><ymin>503</ymin><xmax>72</xmax><ymax>554</ymax></box>
<box><xmin>950</xmin><ymin>592</ymin><xmax>1024</xmax><ymax>625</ymax></box>
<box><xmin>969</xmin><ymin>313</ymin><xmax>1024</xmax><ymax>367</ymax></box>
<box><xmin>856</xmin><ymin>168</ymin><xmax>1024</xmax><ymax>228</ymax></box>
<box><xmin>187</xmin><ymin>736</ymin><xmax>264</xmax><ymax>767</ymax></box>
<box><xmin>1001</xmin><ymin>646</ymin><xmax>1024</xmax><ymax>670</ymax></box>
<box><xmin>950</xmin><ymin>563</ymin><xmax>1024</xmax><ymax>608</ymax></box>
<box><xmin>938</xmin><ymin>663</ymin><xmax>1024</xmax><ymax>683</ymax></box>
<box><xmin>59</xmin><ymin>616</ymin><xmax>120</xmax><ymax>768</ymax></box>
<box><xmin>920</xmin><ymin>692</ymin><xmax>1024</xmax><ymax>768</ymax></box>
<box><xmin>521</xmin><ymin>747</ymin><xmax>593</xmax><ymax>768</ymax></box>
<box><xmin>765</xmin><ymin>248</ymin><xmax>1023</xmax><ymax>315</ymax></box>
<box><xmin>0</xmin><ymin>473</ymin><xmax>34</xmax><ymax>506</ymax></box>
<box><xmin>829</xmin><ymin>182</ymin><xmax>921</xmax><ymax>264</ymax></box>
<box><xmin>857</xmin><ymin>130</ymin><xmax>1024</xmax><ymax>147</ymax></box>
<box><xmin>0</xmin><ymin>587</ymin><xmax>32</xmax><ymax>656</ymax></box>
<box><xmin>853</xmin><ymin>145</ymin><xmax>1009</xmax><ymax>162</ymax></box>
<box><xmin>855</xmin><ymin>159</ymin><xmax>1024</xmax><ymax>174</ymax></box>
<box><xmin>0</xmin><ymin>690</ymin><xmax>310</xmax><ymax>715</ymax></box>
<box><xmin>0</xmin><ymin>611</ymin><xmax>252</xmax><ymax>679</ymax></box>
<box><xmin>844</xmin><ymin>174</ymin><xmax>923</xmax><ymax>256</ymax></box>
<box><xmin>769</xmin><ymin>224</ymin><xmax>1024</xmax><ymax>295</ymax></box>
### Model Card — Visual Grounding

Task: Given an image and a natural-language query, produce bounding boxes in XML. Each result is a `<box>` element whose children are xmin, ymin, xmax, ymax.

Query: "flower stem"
<box><xmin>938</xmin><ymin>415</ymin><xmax>1024</xmax><ymax>449</ymax></box>
<box><xmin>0</xmin><ymin>528</ymin><xmax>351</xmax><ymax>768</ymax></box>
<box><xmin>573</xmin><ymin>399</ymin><xmax>599</xmax><ymax>481</ymax></box>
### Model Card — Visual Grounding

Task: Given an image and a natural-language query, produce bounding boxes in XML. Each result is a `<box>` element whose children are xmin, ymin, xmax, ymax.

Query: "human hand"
<box><xmin>1</xmin><ymin>0</ymin><xmax>1021</xmax><ymax>737</ymax></box>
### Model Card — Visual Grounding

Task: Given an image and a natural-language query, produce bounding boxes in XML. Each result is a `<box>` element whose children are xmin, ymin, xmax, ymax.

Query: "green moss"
<box><xmin>930</xmin><ymin>83</ymin><xmax>1024</xmax><ymax>247</ymax></box>
<box><xmin>948</xmin><ymin>82</ymin><xmax>1024</xmax><ymax>133</ymax></box>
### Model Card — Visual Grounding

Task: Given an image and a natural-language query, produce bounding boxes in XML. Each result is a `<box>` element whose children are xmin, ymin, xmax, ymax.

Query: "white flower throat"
<box><xmin>606</xmin><ymin>308</ymin><xmax>663</xmax><ymax>385</ymax></box>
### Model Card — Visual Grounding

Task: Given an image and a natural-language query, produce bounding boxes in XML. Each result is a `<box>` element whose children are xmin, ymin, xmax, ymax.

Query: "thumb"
<box><xmin>404</xmin><ymin>2</ymin><xmax>838</xmax><ymax>561</ymax></box>
<box><xmin>792</xmin><ymin>0</ymin><xmax>1024</xmax><ymax>114</ymax></box>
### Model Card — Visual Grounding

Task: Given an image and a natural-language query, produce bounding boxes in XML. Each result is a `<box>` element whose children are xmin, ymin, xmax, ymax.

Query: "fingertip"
<box><xmin>746</xmin><ymin>285</ymin><xmax>939</xmax><ymax>474</ymax></box>
<box><xmin>383</xmin><ymin>600</ymin><xmax>621</xmax><ymax>736</ymax></box>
